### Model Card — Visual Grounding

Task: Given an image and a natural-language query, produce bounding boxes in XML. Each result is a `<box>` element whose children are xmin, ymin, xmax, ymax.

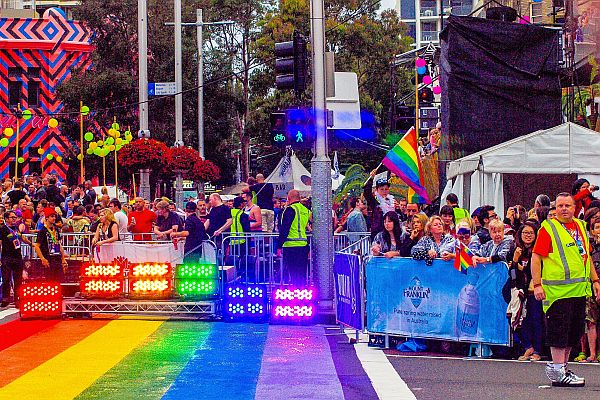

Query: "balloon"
<box><xmin>125</xmin><ymin>134</ymin><xmax>133</xmax><ymax>142</ymax></box>
<box><xmin>116</xmin><ymin>144</ymin><xmax>122</xmax><ymax>151</ymax></box>
<box><xmin>423</xmin><ymin>75</ymin><xmax>432</xmax><ymax>85</ymax></box>
<box><xmin>116</xmin><ymin>131</ymin><xmax>121</xmax><ymax>138</ymax></box>
<box><xmin>0</xmin><ymin>138</ymin><xmax>8</xmax><ymax>147</ymax></box>
<box><xmin>56</xmin><ymin>156</ymin><xmax>63</xmax><ymax>163</ymax></box>
<box><xmin>108</xmin><ymin>145</ymin><xmax>115</xmax><ymax>152</ymax></box>
<box><xmin>17</xmin><ymin>157</ymin><xmax>24</xmax><ymax>164</ymax></box>
<box><xmin>433</xmin><ymin>86</ymin><xmax>442</xmax><ymax>95</ymax></box>
<box><xmin>77</xmin><ymin>154</ymin><xmax>84</xmax><ymax>160</ymax></box>
<box><xmin>80</xmin><ymin>105</ymin><xmax>90</xmax><ymax>116</ymax></box>
<box><xmin>21</xmin><ymin>109</ymin><xmax>32</xmax><ymax>120</ymax></box>
<box><xmin>124</xmin><ymin>130</ymin><xmax>131</xmax><ymax>136</ymax></box>
<box><xmin>37</xmin><ymin>148</ymin><xmax>44</xmax><ymax>155</ymax></box>
<box><xmin>84</xmin><ymin>132</ymin><xmax>94</xmax><ymax>141</ymax></box>
<box><xmin>100</xmin><ymin>149</ymin><xmax>108</xmax><ymax>157</ymax></box>
<box><xmin>86</xmin><ymin>148</ymin><xmax>93</xmax><ymax>155</ymax></box>
<box><xmin>112</xmin><ymin>122</ymin><xmax>120</xmax><ymax>131</ymax></box>
<box><xmin>46</xmin><ymin>154</ymin><xmax>54</xmax><ymax>160</ymax></box>
<box><xmin>90</xmin><ymin>142</ymin><xmax>98</xmax><ymax>150</ymax></box>
<box><xmin>108</xmin><ymin>128</ymin><xmax>117</xmax><ymax>137</ymax></box>
<box><xmin>93</xmin><ymin>147</ymin><xmax>102</xmax><ymax>156</ymax></box>
<box><xmin>48</xmin><ymin>118</ymin><xmax>58</xmax><ymax>128</ymax></box>
<box><xmin>415</xmin><ymin>58</ymin><xmax>426</xmax><ymax>68</ymax></box>
<box><xmin>105</xmin><ymin>137</ymin><xmax>115</xmax><ymax>145</ymax></box>
<box><xmin>4</xmin><ymin>127</ymin><xmax>14</xmax><ymax>137</ymax></box>
<box><xmin>417</xmin><ymin>66</ymin><xmax>427</xmax><ymax>75</ymax></box>
<box><xmin>116</xmin><ymin>138</ymin><xmax>123</xmax><ymax>146</ymax></box>
<box><xmin>97</xmin><ymin>140</ymin><xmax>104</xmax><ymax>147</ymax></box>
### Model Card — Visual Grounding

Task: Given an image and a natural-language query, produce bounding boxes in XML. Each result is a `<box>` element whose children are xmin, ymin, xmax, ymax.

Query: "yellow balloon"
<box><xmin>4</xmin><ymin>127</ymin><xmax>14</xmax><ymax>137</ymax></box>
<box><xmin>77</xmin><ymin>154</ymin><xmax>83</xmax><ymax>161</ymax></box>
<box><xmin>109</xmin><ymin>145</ymin><xmax>116</xmax><ymax>151</ymax></box>
<box><xmin>97</xmin><ymin>140</ymin><xmax>104</xmax><ymax>147</ymax></box>
<box><xmin>48</xmin><ymin>118</ymin><xmax>58</xmax><ymax>128</ymax></box>
<box><xmin>90</xmin><ymin>142</ymin><xmax>98</xmax><ymax>150</ymax></box>
<box><xmin>56</xmin><ymin>155</ymin><xmax>63</xmax><ymax>163</ymax></box>
<box><xmin>108</xmin><ymin>128</ymin><xmax>117</xmax><ymax>137</ymax></box>
<box><xmin>116</xmin><ymin>131</ymin><xmax>121</xmax><ymax>138</ymax></box>
<box><xmin>37</xmin><ymin>148</ymin><xmax>44</xmax><ymax>155</ymax></box>
<box><xmin>116</xmin><ymin>138</ymin><xmax>123</xmax><ymax>146</ymax></box>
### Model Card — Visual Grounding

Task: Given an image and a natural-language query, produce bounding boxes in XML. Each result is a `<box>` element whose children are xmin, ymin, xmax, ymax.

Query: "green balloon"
<box><xmin>104</xmin><ymin>148</ymin><xmax>111</xmax><ymax>157</ymax></box>
<box><xmin>0</xmin><ymin>138</ymin><xmax>8</xmax><ymax>147</ymax></box>
<box><xmin>84</xmin><ymin>132</ymin><xmax>94</xmax><ymax>141</ymax></box>
<box><xmin>21</xmin><ymin>109</ymin><xmax>32</xmax><ymax>120</ymax></box>
<box><xmin>93</xmin><ymin>147</ymin><xmax>102</xmax><ymax>156</ymax></box>
<box><xmin>17</xmin><ymin>157</ymin><xmax>24</xmax><ymax>163</ymax></box>
<box><xmin>46</xmin><ymin>154</ymin><xmax>54</xmax><ymax>160</ymax></box>
<box><xmin>116</xmin><ymin>144</ymin><xmax>122</xmax><ymax>151</ymax></box>
<box><xmin>112</xmin><ymin>122</ymin><xmax>120</xmax><ymax>130</ymax></box>
<box><xmin>105</xmin><ymin>137</ymin><xmax>115</xmax><ymax>145</ymax></box>
<box><xmin>86</xmin><ymin>148</ymin><xmax>93</xmax><ymax>155</ymax></box>
<box><xmin>80</xmin><ymin>105</ymin><xmax>90</xmax><ymax>116</ymax></box>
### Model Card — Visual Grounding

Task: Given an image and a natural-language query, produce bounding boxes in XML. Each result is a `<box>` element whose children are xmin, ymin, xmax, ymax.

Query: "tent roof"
<box><xmin>447</xmin><ymin>122</ymin><xmax>600</xmax><ymax>179</ymax></box>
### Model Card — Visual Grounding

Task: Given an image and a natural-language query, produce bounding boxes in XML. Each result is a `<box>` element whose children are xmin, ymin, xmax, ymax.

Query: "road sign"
<box><xmin>148</xmin><ymin>82</ymin><xmax>177</xmax><ymax>96</ymax></box>
<box><xmin>326</xmin><ymin>72</ymin><xmax>361</xmax><ymax>129</ymax></box>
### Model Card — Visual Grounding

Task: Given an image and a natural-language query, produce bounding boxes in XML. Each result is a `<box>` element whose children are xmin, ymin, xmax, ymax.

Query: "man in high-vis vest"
<box><xmin>277</xmin><ymin>189</ymin><xmax>311</xmax><ymax>285</ymax></box>
<box><xmin>532</xmin><ymin>192</ymin><xmax>600</xmax><ymax>387</ymax></box>
<box><xmin>230</xmin><ymin>196</ymin><xmax>250</xmax><ymax>255</ymax></box>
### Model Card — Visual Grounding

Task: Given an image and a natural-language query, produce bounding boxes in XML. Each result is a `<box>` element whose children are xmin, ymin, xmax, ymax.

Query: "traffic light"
<box><xmin>395</xmin><ymin>105</ymin><xmax>415</xmax><ymax>132</ymax></box>
<box><xmin>418</xmin><ymin>87</ymin><xmax>434</xmax><ymax>106</ymax></box>
<box><xmin>275</xmin><ymin>31</ymin><xmax>308</xmax><ymax>94</ymax></box>
<box><xmin>269</xmin><ymin>108</ymin><xmax>315</xmax><ymax>149</ymax></box>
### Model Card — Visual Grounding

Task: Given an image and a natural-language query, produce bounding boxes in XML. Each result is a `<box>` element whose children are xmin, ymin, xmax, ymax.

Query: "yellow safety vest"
<box><xmin>230</xmin><ymin>209</ymin><xmax>246</xmax><ymax>245</ymax></box>
<box><xmin>452</xmin><ymin>207</ymin><xmax>470</xmax><ymax>222</ymax></box>
<box><xmin>282</xmin><ymin>202</ymin><xmax>310</xmax><ymax>248</ymax></box>
<box><xmin>541</xmin><ymin>218</ymin><xmax>592</xmax><ymax>312</ymax></box>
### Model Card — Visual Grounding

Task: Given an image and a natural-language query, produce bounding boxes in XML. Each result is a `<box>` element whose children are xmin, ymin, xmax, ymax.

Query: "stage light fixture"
<box><xmin>270</xmin><ymin>286</ymin><xmax>316</xmax><ymax>322</ymax></box>
<box><xmin>223</xmin><ymin>284</ymin><xmax>268</xmax><ymax>321</ymax></box>
<box><xmin>19</xmin><ymin>282</ymin><xmax>62</xmax><ymax>319</ymax></box>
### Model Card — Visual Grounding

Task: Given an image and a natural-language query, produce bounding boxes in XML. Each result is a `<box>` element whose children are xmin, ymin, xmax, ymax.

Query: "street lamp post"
<box><xmin>138</xmin><ymin>0</ymin><xmax>151</xmax><ymax>202</ymax></box>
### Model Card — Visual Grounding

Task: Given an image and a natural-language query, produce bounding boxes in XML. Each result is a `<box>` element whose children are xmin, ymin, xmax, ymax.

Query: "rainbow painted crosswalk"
<box><xmin>0</xmin><ymin>317</ymin><xmax>383</xmax><ymax>399</ymax></box>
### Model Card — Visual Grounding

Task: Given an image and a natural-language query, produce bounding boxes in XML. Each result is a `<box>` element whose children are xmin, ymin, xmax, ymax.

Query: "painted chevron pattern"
<box><xmin>0</xmin><ymin>7</ymin><xmax>93</xmax><ymax>180</ymax></box>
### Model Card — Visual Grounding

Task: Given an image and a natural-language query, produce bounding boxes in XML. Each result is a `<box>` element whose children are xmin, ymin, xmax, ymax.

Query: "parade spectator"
<box><xmin>82</xmin><ymin>180</ymin><xmax>97</xmax><ymax>206</ymax></box>
<box><xmin>127</xmin><ymin>197</ymin><xmax>156</xmax><ymax>241</ymax></box>
<box><xmin>572</xmin><ymin>178</ymin><xmax>598</xmax><ymax>218</ymax></box>
<box><xmin>411</xmin><ymin>216</ymin><xmax>455</xmax><ymax>265</ymax></box>
<box><xmin>27</xmin><ymin>184</ymin><xmax>36</xmax><ymax>203</ymax></box>
<box><xmin>440</xmin><ymin>205</ymin><xmax>455</xmax><ymax>236</ymax></box>
<box><xmin>205</xmin><ymin>193</ymin><xmax>232</xmax><ymax>240</ymax></box>
<box><xmin>399</xmin><ymin>213</ymin><xmax>428</xmax><ymax>257</ymax></box>
<box><xmin>250</xmin><ymin>174</ymin><xmax>275</xmax><ymax>232</ymax></box>
<box><xmin>403</xmin><ymin>202</ymin><xmax>421</xmax><ymax>233</ymax></box>
<box><xmin>504</xmin><ymin>204</ymin><xmax>527</xmax><ymax>231</ymax></box>
<box><xmin>197</xmin><ymin>197</ymin><xmax>209</xmax><ymax>225</ymax></box>
<box><xmin>441</xmin><ymin>220</ymin><xmax>477</xmax><ymax>261</ymax></box>
<box><xmin>277</xmin><ymin>189</ymin><xmax>311</xmax><ymax>285</ymax></box>
<box><xmin>363</xmin><ymin>171</ymin><xmax>402</xmax><ymax>239</ymax></box>
<box><xmin>108</xmin><ymin>198</ymin><xmax>128</xmax><ymax>234</ymax></box>
<box><xmin>397</xmin><ymin>197</ymin><xmax>408</xmax><ymax>222</ymax></box>
<box><xmin>154</xmin><ymin>200</ymin><xmax>181</xmax><ymax>239</ymax></box>
<box><xmin>532</xmin><ymin>193</ymin><xmax>600</xmax><ymax>387</ymax></box>
<box><xmin>45</xmin><ymin>177</ymin><xmax>64</xmax><ymax>210</ymax></box>
<box><xmin>65</xmin><ymin>206</ymin><xmax>90</xmax><ymax>233</ymax></box>
<box><xmin>229</xmin><ymin>196</ymin><xmax>251</xmax><ymax>260</ymax></box>
<box><xmin>7</xmin><ymin>181</ymin><xmax>30</xmax><ymax>206</ymax></box>
<box><xmin>92</xmin><ymin>208</ymin><xmax>120</xmax><ymax>248</ymax></box>
<box><xmin>471</xmin><ymin>205</ymin><xmax>496</xmax><ymax>248</ymax></box>
<box><xmin>17</xmin><ymin>199</ymin><xmax>33</xmax><ymax>229</ymax></box>
<box><xmin>446</xmin><ymin>193</ymin><xmax>469</xmax><ymax>222</ymax></box>
<box><xmin>535</xmin><ymin>206</ymin><xmax>551</xmax><ymax>223</ymax></box>
<box><xmin>1</xmin><ymin>179</ymin><xmax>12</xmax><ymax>203</ymax></box>
<box><xmin>508</xmin><ymin>221</ymin><xmax>543</xmax><ymax>362</ymax></box>
<box><xmin>371</xmin><ymin>211</ymin><xmax>403</xmax><ymax>258</ymax></box>
<box><xmin>581</xmin><ymin>219</ymin><xmax>600</xmax><ymax>363</ymax></box>
<box><xmin>33</xmin><ymin>209</ymin><xmax>67</xmax><ymax>282</ymax></box>
<box><xmin>241</xmin><ymin>188</ymin><xmax>262</xmax><ymax>232</ymax></box>
<box><xmin>345</xmin><ymin>197</ymin><xmax>368</xmax><ymax>244</ymax></box>
<box><xmin>473</xmin><ymin>219</ymin><xmax>513</xmax><ymax>265</ymax></box>
<box><xmin>171</xmin><ymin>202</ymin><xmax>208</xmax><ymax>262</ymax></box>
<box><xmin>86</xmin><ymin>206</ymin><xmax>100</xmax><ymax>235</ymax></box>
<box><xmin>33</xmin><ymin>178</ymin><xmax>46</xmax><ymax>204</ymax></box>
<box><xmin>0</xmin><ymin>210</ymin><xmax>32</xmax><ymax>308</ymax></box>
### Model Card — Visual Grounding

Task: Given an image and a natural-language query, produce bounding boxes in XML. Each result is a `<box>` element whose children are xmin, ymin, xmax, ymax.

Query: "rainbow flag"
<box><xmin>381</xmin><ymin>127</ymin><xmax>430</xmax><ymax>204</ymax></box>
<box><xmin>454</xmin><ymin>242</ymin><xmax>474</xmax><ymax>274</ymax></box>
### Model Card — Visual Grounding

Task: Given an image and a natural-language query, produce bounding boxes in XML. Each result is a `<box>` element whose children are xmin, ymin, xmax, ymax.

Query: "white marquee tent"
<box><xmin>266</xmin><ymin>152</ymin><xmax>344</xmax><ymax>197</ymax></box>
<box><xmin>441</xmin><ymin>122</ymin><xmax>600</xmax><ymax>217</ymax></box>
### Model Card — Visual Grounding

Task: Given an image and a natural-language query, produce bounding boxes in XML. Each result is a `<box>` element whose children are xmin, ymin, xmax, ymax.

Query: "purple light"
<box><xmin>274</xmin><ymin>288</ymin><xmax>314</xmax><ymax>301</ymax></box>
<box><xmin>273</xmin><ymin>305</ymin><xmax>314</xmax><ymax>318</ymax></box>
<box><xmin>271</xmin><ymin>286</ymin><xmax>316</xmax><ymax>321</ymax></box>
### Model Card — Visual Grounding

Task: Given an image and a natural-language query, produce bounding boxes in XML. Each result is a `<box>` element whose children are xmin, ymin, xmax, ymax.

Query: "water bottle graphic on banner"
<box><xmin>456</xmin><ymin>272</ymin><xmax>480</xmax><ymax>338</ymax></box>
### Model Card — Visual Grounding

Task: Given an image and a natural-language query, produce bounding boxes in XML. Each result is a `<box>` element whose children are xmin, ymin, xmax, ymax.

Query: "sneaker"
<box><xmin>546</xmin><ymin>364</ymin><xmax>585</xmax><ymax>387</ymax></box>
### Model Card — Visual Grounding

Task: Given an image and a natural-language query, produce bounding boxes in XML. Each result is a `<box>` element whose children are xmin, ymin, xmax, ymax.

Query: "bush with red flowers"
<box><xmin>189</xmin><ymin>157</ymin><xmax>220</xmax><ymax>182</ymax></box>
<box><xmin>165</xmin><ymin>146</ymin><xmax>221</xmax><ymax>183</ymax></box>
<box><xmin>118</xmin><ymin>139</ymin><xmax>169</xmax><ymax>171</ymax></box>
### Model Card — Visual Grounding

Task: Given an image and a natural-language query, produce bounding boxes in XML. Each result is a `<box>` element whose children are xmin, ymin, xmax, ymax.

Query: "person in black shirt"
<box><xmin>204</xmin><ymin>193</ymin><xmax>232</xmax><ymax>238</ymax></box>
<box><xmin>45</xmin><ymin>177</ymin><xmax>64</xmax><ymax>211</ymax></box>
<box><xmin>250</xmin><ymin>174</ymin><xmax>275</xmax><ymax>232</ymax></box>
<box><xmin>82</xmin><ymin>180</ymin><xmax>97</xmax><ymax>206</ymax></box>
<box><xmin>154</xmin><ymin>200</ymin><xmax>181</xmax><ymax>239</ymax></box>
<box><xmin>33</xmin><ymin>210</ymin><xmax>67</xmax><ymax>282</ymax></box>
<box><xmin>6</xmin><ymin>181</ymin><xmax>30</xmax><ymax>207</ymax></box>
<box><xmin>0</xmin><ymin>211</ymin><xmax>31</xmax><ymax>307</ymax></box>
<box><xmin>172</xmin><ymin>202</ymin><xmax>208</xmax><ymax>263</ymax></box>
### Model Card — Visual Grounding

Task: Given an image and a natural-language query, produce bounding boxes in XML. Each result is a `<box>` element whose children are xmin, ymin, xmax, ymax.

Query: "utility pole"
<box><xmin>137</xmin><ymin>0</ymin><xmax>151</xmax><ymax>202</ymax></box>
<box><xmin>167</xmin><ymin>12</ymin><xmax>234</xmax><ymax>158</ymax></box>
<box><xmin>310</xmin><ymin>0</ymin><xmax>334</xmax><ymax>318</ymax></box>
<box><xmin>174</xmin><ymin>0</ymin><xmax>183</xmax><ymax>148</ymax></box>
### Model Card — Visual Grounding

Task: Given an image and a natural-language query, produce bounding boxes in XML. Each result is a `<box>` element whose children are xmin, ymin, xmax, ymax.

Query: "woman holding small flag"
<box><xmin>411</xmin><ymin>216</ymin><xmax>454</xmax><ymax>265</ymax></box>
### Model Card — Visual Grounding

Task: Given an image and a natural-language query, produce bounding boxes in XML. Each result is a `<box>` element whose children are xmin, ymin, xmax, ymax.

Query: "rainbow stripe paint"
<box><xmin>454</xmin><ymin>242</ymin><xmax>474</xmax><ymax>274</ymax></box>
<box><xmin>0</xmin><ymin>317</ymin><xmax>376</xmax><ymax>399</ymax></box>
<box><xmin>381</xmin><ymin>126</ymin><xmax>430</xmax><ymax>204</ymax></box>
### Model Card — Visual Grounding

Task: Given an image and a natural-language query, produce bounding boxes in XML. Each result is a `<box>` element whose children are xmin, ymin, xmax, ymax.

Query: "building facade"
<box><xmin>0</xmin><ymin>7</ymin><xmax>92</xmax><ymax>180</ymax></box>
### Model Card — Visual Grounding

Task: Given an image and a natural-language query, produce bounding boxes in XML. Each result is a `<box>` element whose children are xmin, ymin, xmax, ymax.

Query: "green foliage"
<box><xmin>333</xmin><ymin>164</ymin><xmax>368</xmax><ymax>204</ymax></box>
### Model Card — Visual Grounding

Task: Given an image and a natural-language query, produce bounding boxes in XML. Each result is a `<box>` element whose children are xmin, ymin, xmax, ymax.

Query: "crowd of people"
<box><xmin>352</xmin><ymin>171</ymin><xmax>600</xmax><ymax>387</ymax></box>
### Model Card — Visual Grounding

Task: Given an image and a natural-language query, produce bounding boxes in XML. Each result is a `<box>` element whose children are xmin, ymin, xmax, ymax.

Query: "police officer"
<box><xmin>532</xmin><ymin>192</ymin><xmax>600</xmax><ymax>387</ymax></box>
<box><xmin>277</xmin><ymin>189</ymin><xmax>311</xmax><ymax>285</ymax></box>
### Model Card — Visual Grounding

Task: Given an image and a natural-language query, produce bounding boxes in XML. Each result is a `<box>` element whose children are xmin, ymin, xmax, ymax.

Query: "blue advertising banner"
<box><xmin>334</xmin><ymin>253</ymin><xmax>363</xmax><ymax>330</ymax></box>
<box><xmin>366</xmin><ymin>257</ymin><xmax>510</xmax><ymax>345</ymax></box>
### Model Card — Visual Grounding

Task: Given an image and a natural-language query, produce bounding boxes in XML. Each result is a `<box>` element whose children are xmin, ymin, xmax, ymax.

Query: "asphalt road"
<box><xmin>387</xmin><ymin>355</ymin><xmax>600</xmax><ymax>400</ymax></box>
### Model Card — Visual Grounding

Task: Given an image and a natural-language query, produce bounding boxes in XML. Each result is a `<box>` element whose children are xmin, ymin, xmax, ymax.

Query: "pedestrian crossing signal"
<box><xmin>270</xmin><ymin>108</ymin><xmax>315</xmax><ymax>149</ymax></box>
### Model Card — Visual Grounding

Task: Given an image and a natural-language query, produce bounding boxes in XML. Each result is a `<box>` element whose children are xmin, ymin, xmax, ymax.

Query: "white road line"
<box><xmin>0</xmin><ymin>308</ymin><xmax>18</xmax><ymax>320</ymax></box>
<box><xmin>347</xmin><ymin>332</ymin><xmax>417</xmax><ymax>400</ymax></box>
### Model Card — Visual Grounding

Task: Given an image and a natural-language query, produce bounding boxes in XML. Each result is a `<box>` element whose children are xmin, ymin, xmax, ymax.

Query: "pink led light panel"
<box><xmin>273</xmin><ymin>305</ymin><xmax>314</xmax><ymax>317</ymax></box>
<box><xmin>274</xmin><ymin>288</ymin><xmax>314</xmax><ymax>301</ymax></box>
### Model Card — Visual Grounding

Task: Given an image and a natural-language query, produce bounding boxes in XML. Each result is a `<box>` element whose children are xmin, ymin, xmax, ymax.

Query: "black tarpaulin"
<box><xmin>439</xmin><ymin>15</ymin><xmax>562</xmax><ymax>160</ymax></box>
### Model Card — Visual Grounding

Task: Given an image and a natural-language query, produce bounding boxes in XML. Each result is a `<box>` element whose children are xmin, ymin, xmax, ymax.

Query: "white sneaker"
<box><xmin>545</xmin><ymin>364</ymin><xmax>585</xmax><ymax>387</ymax></box>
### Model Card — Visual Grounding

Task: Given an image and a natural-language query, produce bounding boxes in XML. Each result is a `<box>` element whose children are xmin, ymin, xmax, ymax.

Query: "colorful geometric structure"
<box><xmin>0</xmin><ymin>8</ymin><xmax>93</xmax><ymax>179</ymax></box>
<box><xmin>223</xmin><ymin>284</ymin><xmax>268</xmax><ymax>321</ymax></box>
<box><xmin>271</xmin><ymin>287</ymin><xmax>316</xmax><ymax>321</ymax></box>
<box><xmin>19</xmin><ymin>281</ymin><xmax>62</xmax><ymax>319</ymax></box>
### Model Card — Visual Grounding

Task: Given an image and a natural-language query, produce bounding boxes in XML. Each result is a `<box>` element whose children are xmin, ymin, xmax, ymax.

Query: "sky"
<box><xmin>380</xmin><ymin>0</ymin><xmax>397</xmax><ymax>12</ymax></box>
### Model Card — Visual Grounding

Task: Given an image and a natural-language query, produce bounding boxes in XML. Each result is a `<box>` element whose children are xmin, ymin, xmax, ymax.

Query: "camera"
<box><xmin>591</xmin><ymin>185</ymin><xmax>599</xmax><ymax>191</ymax></box>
